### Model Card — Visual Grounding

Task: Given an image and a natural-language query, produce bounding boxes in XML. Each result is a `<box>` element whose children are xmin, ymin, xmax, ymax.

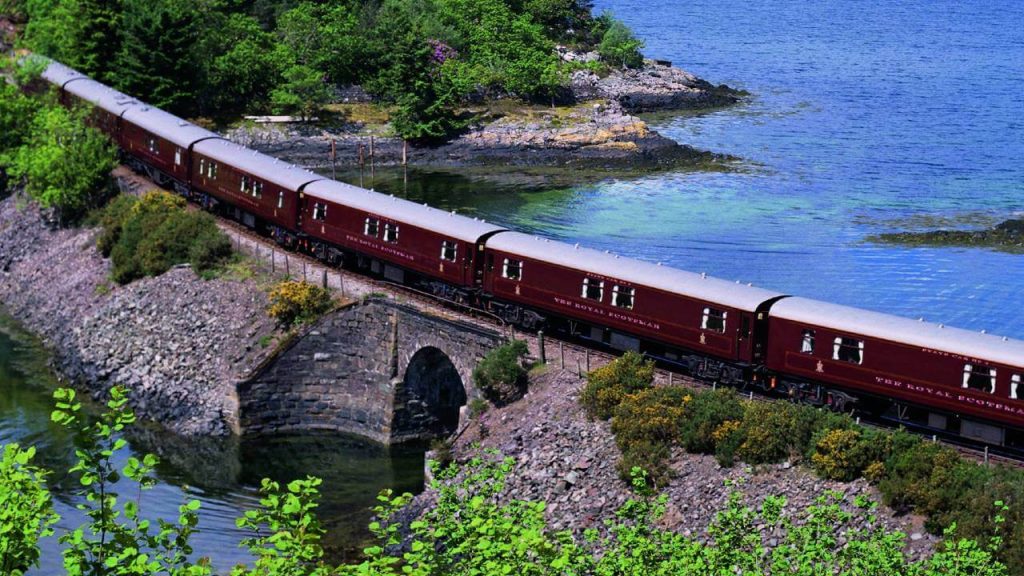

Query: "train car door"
<box><xmin>753</xmin><ymin>296</ymin><xmax>788</xmax><ymax>364</ymax></box>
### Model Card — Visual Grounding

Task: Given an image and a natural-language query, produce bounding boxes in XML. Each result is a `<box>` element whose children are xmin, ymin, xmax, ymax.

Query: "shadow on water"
<box><xmin>0</xmin><ymin>309</ymin><xmax>427</xmax><ymax>570</ymax></box>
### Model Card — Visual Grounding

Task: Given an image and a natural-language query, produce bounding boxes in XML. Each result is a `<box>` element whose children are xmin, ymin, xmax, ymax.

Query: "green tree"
<box><xmin>0</xmin><ymin>81</ymin><xmax>39</xmax><ymax>162</ymax></box>
<box><xmin>0</xmin><ymin>443</ymin><xmax>60</xmax><ymax>576</ymax></box>
<box><xmin>21</xmin><ymin>0</ymin><xmax>122</xmax><ymax>82</ymax></box>
<box><xmin>270</xmin><ymin>63</ymin><xmax>331</xmax><ymax>122</ymax></box>
<box><xmin>115</xmin><ymin>0</ymin><xmax>201</xmax><ymax>115</ymax></box>
<box><xmin>51</xmin><ymin>386</ymin><xmax>210</xmax><ymax>575</ymax></box>
<box><xmin>198</xmin><ymin>12</ymin><xmax>287</xmax><ymax>114</ymax></box>
<box><xmin>275</xmin><ymin>1</ymin><xmax>361</xmax><ymax>85</ymax></box>
<box><xmin>472</xmin><ymin>340</ymin><xmax>529</xmax><ymax>405</ymax></box>
<box><xmin>9</xmin><ymin>103</ymin><xmax>117</xmax><ymax>223</ymax></box>
<box><xmin>598</xmin><ymin>16</ymin><xmax>644</xmax><ymax>69</ymax></box>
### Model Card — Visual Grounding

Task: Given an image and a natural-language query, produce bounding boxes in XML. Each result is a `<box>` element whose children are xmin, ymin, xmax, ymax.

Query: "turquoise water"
<box><xmin>353</xmin><ymin>0</ymin><xmax>1024</xmax><ymax>338</ymax></box>
<box><xmin>0</xmin><ymin>312</ymin><xmax>425</xmax><ymax>573</ymax></box>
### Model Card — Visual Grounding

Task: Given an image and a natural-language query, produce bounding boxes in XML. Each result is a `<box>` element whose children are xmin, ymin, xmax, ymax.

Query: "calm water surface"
<box><xmin>0</xmin><ymin>312</ymin><xmax>425</xmax><ymax>573</ymax></box>
<box><xmin>350</xmin><ymin>0</ymin><xmax>1024</xmax><ymax>338</ymax></box>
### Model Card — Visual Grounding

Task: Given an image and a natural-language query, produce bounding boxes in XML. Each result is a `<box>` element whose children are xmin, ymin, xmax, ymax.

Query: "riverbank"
<box><xmin>409</xmin><ymin>363</ymin><xmax>940</xmax><ymax>561</ymax></box>
<box><xmin>227</xmin><ymin>61</ymin><xmax>742</xmax><ymax>175</ymax></box>
<box><xmin>870</xmin><ymin>218</ymin><xmax>1024</xmax><ymax>253</ymax></box>
<box><xmin>0</xmin><ymin>191</ymin><xmax>278</xmax><ymax>435</ymax></box>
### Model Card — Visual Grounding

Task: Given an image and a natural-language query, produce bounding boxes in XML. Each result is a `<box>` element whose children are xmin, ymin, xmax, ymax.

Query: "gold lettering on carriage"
<box><xmin>552</xmin><ymin>297</ymin><xmax>661</xmax><ymax>330</ymax></box>
<box><xmin>874</xmin><ymin>376</ymin><xmax>1024</xmax><ymax>416</ymax></box>
<box><xmin>344</xmin><ymin>234</ymin><xmax>416</xmax><ymax>262</ymax></box>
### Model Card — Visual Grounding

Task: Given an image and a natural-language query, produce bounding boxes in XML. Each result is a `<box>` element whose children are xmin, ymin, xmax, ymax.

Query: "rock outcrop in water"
<box><xmin>871</xmin><ymin>218</ymin><xmax>1024</xmax><ymax>252</ymax></box>
<box><xmin>0</xmin><ymin>191</ymin><xmax>277</xmax><ymax>436</ymax></box>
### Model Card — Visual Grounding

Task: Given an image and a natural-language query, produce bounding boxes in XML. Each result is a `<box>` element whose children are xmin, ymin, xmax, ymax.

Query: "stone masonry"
<box><xmin>237</xmin><ymin>298</ymin><xmax>506</xmax><ymax>444</ymax></box>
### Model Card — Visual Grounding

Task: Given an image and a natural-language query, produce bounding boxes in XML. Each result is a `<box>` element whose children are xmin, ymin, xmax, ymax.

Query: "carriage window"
<box><xmin>240</xmin><ymin>175</ymin><xmax>250</xmax><ymax>193</ymax></box>
<box><xmin>832</xmin><ymin>337</ymin><xmax>864</xmax><ymax>364</ymax></box>
<box><xmin>364</xmin><ymin>217</ymin><xmax>379</xmax><ymax>236</ymax></box>
<box><xmin>612</xmin><ymin>285</ymin><xmax>634</xmax><ymax>309</ymax></box>
<box><xmin>174</xmin><ymin>148</ymin><xmax>182</xmax><ymax>166</ymax></box>
<box><xmin>1012</xmin><ymin>374</ymin><xmax>1021</xmax><ymax>400</ymax></box>
<box><xmin>440</xmin><ymin>240</ymin><xmax>457</xmax><ymax>262</ymax></box>
<box><xmin>502</xmin><ymin>258</ymin><xmax>522</xmax><ymax>280</ymax></box>
<box><xmin>147</xmin><ymin>137</ymin><xmax>158</xmax><ymax>154</ymax></box>
<box><xmin>252</xmin><ymin>181</ymin><xmax>263</xmax><ymax>198</ymax></box>
<box><xmin>581</xmin><ymin>278</ymin><xmax>604</xmax><ymax>301</ymax></box>
<box><xmin>801</xmin><ymin>329</ymin><xmax>815</xmax><ymax>354</ymax></box>
<box><xmin>199</xmin><ymin>158</ymin><xmax>206</xmax><ymax>175</ymax></box>
<box><xmin>207</xmin><ymin>161</ymin><xmax>218</xmax><ymax>179</ymax></box>
<box><xmin>312</xmin><ymin>202</ymin><xmax>326</xmax><ymax>221</ymax></box>
<box><xmin>962</xmin><ymin>364</ymin><xmax>996</xmax><ymax>394</ymax></box>
<box><xmin>383</xmin><ymin>223</ymin><xmax>399</xmax><ymax>243</ymax></box>
<box><xmin>277</xmin><ymin>191</ymin><xmax>284</xmax><ymax>209</ymax></box>
<box><xmin>701</xmin><ymin>307</ymin><xmax>727</xmax><ymax>333</ymax></box>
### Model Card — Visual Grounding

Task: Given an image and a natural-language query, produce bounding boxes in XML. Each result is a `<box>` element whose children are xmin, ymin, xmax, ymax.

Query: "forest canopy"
<box><xmin>16</xmin><ymin>0</ymin><xmax>645</xmax><ymax>141</ymax></box>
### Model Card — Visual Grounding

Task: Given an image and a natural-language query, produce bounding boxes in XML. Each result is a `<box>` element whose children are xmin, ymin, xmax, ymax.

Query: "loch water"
<box><xmin>0</xmin><ymin>312</ymin><xmax>425</xmax><ymax>573</ymax></box>
<box><xmin>351</xmin><ymin>0</ymin><xmax>1024</xmax><ymax>338</ymax></box>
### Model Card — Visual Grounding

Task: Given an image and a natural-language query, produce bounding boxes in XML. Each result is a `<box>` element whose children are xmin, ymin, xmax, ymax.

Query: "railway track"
<box><xmin>117</xmin><ymin>167</ymin><xmax>1024</xmax><ymax>468</ymax></box>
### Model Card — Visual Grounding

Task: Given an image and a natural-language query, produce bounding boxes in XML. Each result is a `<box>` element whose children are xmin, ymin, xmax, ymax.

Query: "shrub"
<box><xmin>0</xmin><ymin>443</ymin><xmax>59</xmax><ymax>575</ymax></box>
<box><xmin>611</xmin><ymin>387</ymin><xmax>690</xmax><ymax>487</ymax></box>
<box><xmin>93</xmin><ymin>193</ymin><xmax>138</xmax><ymax>257</ymax></box>
<box><xmin>106</xmin><ymin>191</ymin><xmax>231</xmax><ymax>284</ymax></box>
<box><xmin>678</xmin><ymin>389</ymin><xmax>744</xmax><ymax>454</ymax></box>
<box><xmin>267</xmin><ymin>280</ymin><xmax>334</xmax><ymax>327</ymax></box>
<box><xmin>580</xmin><ymin>350</ymin><xmax>654</xmax><ymax>420</ymax></box>
<box><xmin>736</xmin><ymin>401</ymin><xmax>805</xmax><ymax>465</ymax></box>
<box><xmin>811</xmin><ymin>426</ymin><xmax>891</xmax><ymax>481</ymax></box>
<box><xmin>472</xmin><ymin>340</ymin><xmax>529</xmax><ymax>405</ymax></box>
<box><xmin>598</xmin><ymin>16</ymin><xmax>644</xmax><ymax>69</ymax></box>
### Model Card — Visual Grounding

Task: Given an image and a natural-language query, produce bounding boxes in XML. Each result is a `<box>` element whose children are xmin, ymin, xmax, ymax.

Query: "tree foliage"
<box><xmin>598</xmin><ymin>16</ymin><xmax>644</xmax><ymax>69</ymax></box>
<box><xmin>0</xmin><ymin>443</ymin><xmax>59</xmax><ymax>576</ymax></box>
<box><xmin>8</xmin><ymin>102</ymin><xmax>117</xmax><ymax>223</ymax></box>
<box><xmin>267</xmin><ymin>280</ymin><xmax>334</xmax><ymax>327</ymax></box>
<box><xmin>472</xmin><ymin>340</ymin><xmax>529</xmax><ymax>405</ymax></box>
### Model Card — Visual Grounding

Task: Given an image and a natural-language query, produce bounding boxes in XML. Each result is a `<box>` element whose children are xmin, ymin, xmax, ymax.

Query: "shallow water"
<box><xmin>348</xmin><ymin>0</ymin><xmax>1024</xmax><ymax>338</ymax></box>
<box><xmin>0</xmin><ymin>312</ymin><xmax>425</xmax><ymax>573</ymax></box>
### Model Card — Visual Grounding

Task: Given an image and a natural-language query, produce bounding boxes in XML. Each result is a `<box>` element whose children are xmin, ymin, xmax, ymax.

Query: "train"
<box><xmin>37</xmin><ymin>58</ymin><xmax>1024</xmax><ymax>449</ymax></box>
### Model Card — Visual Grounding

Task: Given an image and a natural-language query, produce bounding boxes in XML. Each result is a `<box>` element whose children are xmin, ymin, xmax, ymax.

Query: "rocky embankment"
<box><xmin>871</xmin><ymin>218</ymin><xmax>1024</xmax><ymax>252</ymax></box>
<box><xmin>229</xmin><ymin>61</ymin><xmax>743</xmax><ymax>174</ymax></box>
<box><xmin>411</xmin><ymin>366</ymin><xmax>938</xmax><ymax>561</ymax></box>
<box><xmin>0</xmin><ymin>193</ymin><xmax>277</xmax><ymax>435</ymax></box>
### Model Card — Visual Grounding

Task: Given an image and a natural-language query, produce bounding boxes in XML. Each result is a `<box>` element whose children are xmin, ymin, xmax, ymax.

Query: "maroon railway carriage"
<box><xmin>301</xmin><ymin>180</ymin><xmax>506</xmax><ymax>291</ymax></box>
<box><xmin>766</xmin><ymin>297</ymin><xmax>1024</xmax><ymax>445</ymax></box>
<box><xmin>190</xmin><ymin>139</ymin><xmax>322</xmax><ymax>232</ymax></box>
<box><xmin>482</xmin><ymin>232</ymin><xmax>786</xmax><ymax>381</ymax></box>
<box><xmin>120</xmin><ymin>105</ymin><xmax>222</xmax><ymax>190</ymax></box>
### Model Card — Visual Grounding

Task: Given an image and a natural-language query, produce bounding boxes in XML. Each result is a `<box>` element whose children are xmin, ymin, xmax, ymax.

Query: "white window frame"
<box><xmin>801</xmin><ymin>329</ymin><xmax>815</xmax><ymax>354</ymax></box>
<box><xmin>147</xmin><ymin>137</ymin><xmax>158</xmax><ymax>154</ymax></box>
<box><xmin>199</xmin><ymin>158</ymin><xmax>206</xmax><ymax>175</ymax></box>
<box><xmin>383</xmin><ymin>223</ymin><xmax>399</xmax><ymax>243</ymax></box>
<box><xmin>312</xmin><ymin>202</ymin><xmax>326</xmax><ymax>221</ymax></box>
<box><xmin>277</xmin><ymin>190</ymin><xmax>285</xmax><ymax>209</ymax></box>
<box><xmin>364</xmin><ymin>217</ymin><xmax>379</xmax><ymax>236</ymax></box>
<box><xmin>1012</xmin><ymin>374</ymin><xmax>1020</xmax><ymax>400</ymax></box>
<box><xmin>701</xmin><ymin>307</ymin><xmax>727</xmax><ymax>333</ymax></box>
<box><xmin>832</xmin><ymin>337</ymin><xmax>864</xmax><ymax>365</ymax></box>
<box><xmin>174</xmin><ymin>148</ymin><xmax>182</xmax><ymax>166</ymax></box>
<box><xmin>207</xmin><ymin>161</ymin><xmax>218</xmax><ymax>179</ymax></box>
<box><xmin>581</xmin><ymin>278</ymin><xmax>604</xmax><ymax>301</ymax></box>
<box><xmin>240</xmin><ymin>175</ymin><xmax>250</xmax><ymax>193</ymax></box>
<box><xmin>252</xmin><ymin>180</ymin><xmax>263</xmax><ymax>199</ymax></box>
<box><xmin>502</xmin><ymin>258</ymin><xmax>522</xmax><ymax>280</ymax></box>
<box><xmin>962</xmin><ymin>364</ymin><xmax>996</xmax><ymax>394</ymax></box>
<box><xmin>611</xmin><ymin>285</ymin><xmax>634</xmax><ymax>309</ymax></box>
<box><xmin>440</xmin><ymin>240</ymin><xmax>457</xmax><ymax>262</ymax></box>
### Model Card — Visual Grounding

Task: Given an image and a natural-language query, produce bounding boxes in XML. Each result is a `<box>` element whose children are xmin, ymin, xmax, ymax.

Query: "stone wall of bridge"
<box><xmin>237</xmin><ymin>298</ymin><xmax>506</xmax><ymax>444</ymax></box>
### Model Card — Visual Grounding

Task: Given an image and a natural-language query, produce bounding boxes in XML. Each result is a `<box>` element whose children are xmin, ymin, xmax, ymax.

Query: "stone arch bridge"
<box><xmin>237</xmin><ymin>298</ymin><xmax>507</xmax><ymax>444</ymax></box>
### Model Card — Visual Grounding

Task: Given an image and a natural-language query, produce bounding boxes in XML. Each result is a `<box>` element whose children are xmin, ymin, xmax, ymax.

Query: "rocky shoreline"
<box><xmin>0</xmin><ymin>192</ymin><xmax>277</xmax><ymax>435</ymax></box>
<box><xmin>228</xmin><ymin>61</ymin><xmax>743</xmax><ymax>174</ymax></box>
<box><xmin>870</xmin><ymin>218</ymin><xmax>1024</xmax><ymax>252</ymax></box>
<box><xmin>408</xmin><ymin>365</ymin><xmax>940</xmax><ymax>561</ymax></box>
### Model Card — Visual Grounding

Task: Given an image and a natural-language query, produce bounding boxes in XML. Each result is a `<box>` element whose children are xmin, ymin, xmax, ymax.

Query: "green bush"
<box><xmin>811</xmin><ymin>428</ymin><xmax>890</xmax><ymax>481</ymax></box>
<box><xmin>267</xmin><ymin>280</ymin><xmax>334</xmax><ymax>327</ymax></box>
<box><xmin>104</xmin><ymin>190</ymin><xmax>231</xmax><ymax>284</ymax></box>
<box><xmin>0</xmin><ymin>443</ymin><xmax>59</xmax><ymax>576</ymax></box>
<box><xmin>579</xmin><ymin>350</ymin><xmax>654</xmax><ymax>420</ymax></box>
<box><xmin>611</xmin><ymin>386</ymin><xmax>690</xmax><ymax>487</ymax></box>
<box><xmin>678</xmin><ymin>389</ymin><xmax>743</xmax><ymax>454</ymax></box>
<box><xmin>472</xmin><ymin>340</ymin><xmax>529</xmax><ymax>405</ymax></box>
<box><xmin>598</xmin><ymin>16</ymin><xmax>644</xmax><ymax>69</ymax></box>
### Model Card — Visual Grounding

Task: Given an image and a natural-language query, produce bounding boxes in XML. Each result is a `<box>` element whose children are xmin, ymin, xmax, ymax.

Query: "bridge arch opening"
<box><xmin>393</xmin><ymin>346</ymin><xmax>467</xmax><ymax>441</ymax></box>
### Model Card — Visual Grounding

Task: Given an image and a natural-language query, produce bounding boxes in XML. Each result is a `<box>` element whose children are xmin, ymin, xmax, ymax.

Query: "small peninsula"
<box><xmin>871</xmin><ymin>218</ymin><xmax>1024</xmax><ymax>253</ymax></box>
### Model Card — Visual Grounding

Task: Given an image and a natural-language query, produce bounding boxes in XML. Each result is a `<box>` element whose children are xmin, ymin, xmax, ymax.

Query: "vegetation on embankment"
<box><xmin>1</xmin><ymin>62</ymin><xmax>117</xmax><ymax>223</ymax></box>
<box><xmin>0</xmin><ymin>386</ymin><xmax>1010</xmax><ymax>575</ymax></box>
<box><xmin>582</xmin><ymin>351</ymin><xmax>1024</xmax><ymax>572</ymax></box>
<box><xmin>869</xmin><ymin>218</ymin><xmax>1024</xmax><ymax>253</ymax></box>
<box><xmin>12</xmin><ymin>0</ymin><xmax>655</xmax><ymax>142</ymax></box>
